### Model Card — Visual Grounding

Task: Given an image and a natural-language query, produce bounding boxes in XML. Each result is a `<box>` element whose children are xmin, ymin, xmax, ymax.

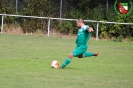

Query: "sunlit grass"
<box><xmin>0</xmin><ymin>34</ymin><xmax>133</xmax><ymax>88</ymax></box>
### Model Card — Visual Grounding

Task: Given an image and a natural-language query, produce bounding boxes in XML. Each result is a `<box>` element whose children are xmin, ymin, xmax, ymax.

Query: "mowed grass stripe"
<box><xmin>0</xmin><ymin>34</ymin><xmax>133</xmax><ymax>88</ymax></box>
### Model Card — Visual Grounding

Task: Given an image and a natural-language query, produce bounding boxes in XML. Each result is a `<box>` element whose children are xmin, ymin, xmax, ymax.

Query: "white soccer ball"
<box><xmin>51</xmin><ymin>60</ymin><xmax>60</xmax><ymax>68</ymax></box>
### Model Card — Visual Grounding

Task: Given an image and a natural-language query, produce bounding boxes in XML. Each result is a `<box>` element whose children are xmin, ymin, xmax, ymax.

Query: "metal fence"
<box><xmin>0</xmin><ymin>0</ymin><xmax>71</xmax><ymax>18</ymax></box>
<box><xmin>1</xmin><ymin>14</ymin><xmax>133</xmax><ymax>40</ymax></box>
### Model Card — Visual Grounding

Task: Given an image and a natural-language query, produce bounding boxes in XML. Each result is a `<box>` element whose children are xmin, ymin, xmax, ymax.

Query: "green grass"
<box><xmin>0</xmin><ymin>34</ymin><xmax>133</xmax><ymax>88</ymax></box>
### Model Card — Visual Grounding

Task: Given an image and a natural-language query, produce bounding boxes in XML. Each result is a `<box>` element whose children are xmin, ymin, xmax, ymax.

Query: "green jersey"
<box><xmin>76</xmin><ymin>25</ymin><xmax>90</xmax><ymax>47</ymax></box>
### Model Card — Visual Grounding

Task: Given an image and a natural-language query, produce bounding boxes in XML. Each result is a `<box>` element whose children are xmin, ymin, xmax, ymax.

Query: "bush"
<box><xmin>59</xmin><ymin>21</ymin><xmax>77</xmax><ymax>35</ymax></box>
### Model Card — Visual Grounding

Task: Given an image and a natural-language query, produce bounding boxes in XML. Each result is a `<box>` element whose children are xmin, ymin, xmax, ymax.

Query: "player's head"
<box><xmin>76</xmin><ymin>18</ymin><xmax>84</xmax><ymax>28</ymax></box>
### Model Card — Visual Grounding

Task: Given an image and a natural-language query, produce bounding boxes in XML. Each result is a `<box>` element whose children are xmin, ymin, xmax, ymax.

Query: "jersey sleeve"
<box><xmin>83</xmin><ymin>25</ymin><xmax>89</xmax><ymax>30</ymax></box>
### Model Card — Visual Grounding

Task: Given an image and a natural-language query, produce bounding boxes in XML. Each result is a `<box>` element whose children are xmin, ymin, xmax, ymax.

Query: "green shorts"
<box><xmin>72</xmin><ymin>46</ymin><xmax>87</xmax><ymax>57</ymax></box>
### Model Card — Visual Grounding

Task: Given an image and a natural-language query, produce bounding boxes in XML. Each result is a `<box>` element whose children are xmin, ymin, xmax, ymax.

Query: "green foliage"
<box><xmin>89</xmin><ymin>4</ymin><xmax>106</xmax><ymax>20</ymax></box>
<box><xmin>59</xmin><ymin>21</ymin><xmax>77</xmax><ymax>34</ymax></box>
<box><xmin>99</xmin><ymin>23</ymin><xmax>108</xmax><ymax>38</ymax></box>
<box><xmin>111</xmin><ymin>14</ymin><xmax>133</xmax><ymax>38</ymax></box>
<box><xmin>0</xmin><ymin>0</ymin><xmax>133</xmax><ymax>39</ymax></box>
<box><xmin>113</xmin><ymin>35</ymin><xmax>123</xmax><ymax>42</ymax></box>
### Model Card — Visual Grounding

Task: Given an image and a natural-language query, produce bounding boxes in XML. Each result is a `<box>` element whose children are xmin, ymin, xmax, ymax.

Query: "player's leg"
<box><xmin>61</xmin><ymin>47</ymin><xmax>85</xmax><ymax>69</ymax></box>
<box><xmin>61</xmin><ymin>53</ymin><xmax>73</xmax><ymax>69</ymax></box>
<box><xmin>83</xmin><ymin>52</ymin><xmax>98</xmax><ymax>57</ymax></box>
<box><xmin>78</xmin><ymin>52</ymin><xmax>98</xmax><ymax>58</ymax></box>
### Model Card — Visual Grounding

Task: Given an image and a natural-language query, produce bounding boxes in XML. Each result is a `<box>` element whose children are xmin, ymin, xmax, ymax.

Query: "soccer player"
<box><xmin>60</xmin><ymin>18</ymin><xmax>98</xmax><ymax>69</ymax></box>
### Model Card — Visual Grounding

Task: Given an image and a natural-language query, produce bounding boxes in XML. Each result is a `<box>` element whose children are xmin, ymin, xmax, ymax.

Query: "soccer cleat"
<box><xmin>78</xmin><ymin>54</ymin><xmax>83</xmax><ymax>58</ymax></box>
<box><xmin>94</xmin><ymin>52</ymin><xmax>98</xmax><ymax>56</ymax></box>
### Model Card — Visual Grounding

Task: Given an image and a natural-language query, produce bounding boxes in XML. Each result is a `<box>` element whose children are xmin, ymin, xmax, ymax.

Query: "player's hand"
<box><xmin>88</xmin><ymin>27</ymin><xmax>94</xmax><ymax>32</ymax></box>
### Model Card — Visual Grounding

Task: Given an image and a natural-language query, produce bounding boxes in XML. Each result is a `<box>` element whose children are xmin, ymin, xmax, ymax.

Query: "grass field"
<box><xmin>0</xmin><ymin>34</ymin><xmax>133</xmax><ymax>88</ymax></box>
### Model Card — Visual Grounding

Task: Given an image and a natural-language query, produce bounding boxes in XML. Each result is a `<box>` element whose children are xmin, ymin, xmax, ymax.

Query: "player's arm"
<box><xmin>88</xmin><ymin>27</ymin><xmax>94</xmax><ymax>32</ymax></box>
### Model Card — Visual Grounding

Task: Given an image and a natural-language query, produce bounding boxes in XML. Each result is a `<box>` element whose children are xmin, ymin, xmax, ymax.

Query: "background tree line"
<box><xmin>0</xmin><ymin>0</ymin><xmax>133</xmax><ymax>40</ymax></box>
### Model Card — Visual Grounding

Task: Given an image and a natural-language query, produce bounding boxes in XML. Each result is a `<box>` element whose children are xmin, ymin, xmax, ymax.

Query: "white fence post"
<box><xmin>1</xmin><ymin>15</ymin><xmax>4</xmax><ymax>34</ymax></box>
<box><xmin>0</xmin><ymin>14</ymin><xmax>133</xmax><ymax>39</ymax></box>
<box><xmin>96</xmin><ymin>22</ymin><xmax>99</xmax><ymax>40</ymax></box>
<box><xmin>47</xmin><ymin>18</ymin><xmax>51</xmax><ymax>36</ymax></box>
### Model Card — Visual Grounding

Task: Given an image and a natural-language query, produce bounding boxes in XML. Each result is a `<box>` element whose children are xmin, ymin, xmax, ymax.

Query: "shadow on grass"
<box><xmin>65</xmin><ymin>67</ymin><xmax>80</xmax><ymax>70</ymax></box>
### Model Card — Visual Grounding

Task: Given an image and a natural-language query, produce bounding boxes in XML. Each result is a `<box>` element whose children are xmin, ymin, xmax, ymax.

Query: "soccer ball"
<box><xmin>51</xmin><ymin>60</ymin><xmax>60</xmax><ymax>68</ymax></box>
